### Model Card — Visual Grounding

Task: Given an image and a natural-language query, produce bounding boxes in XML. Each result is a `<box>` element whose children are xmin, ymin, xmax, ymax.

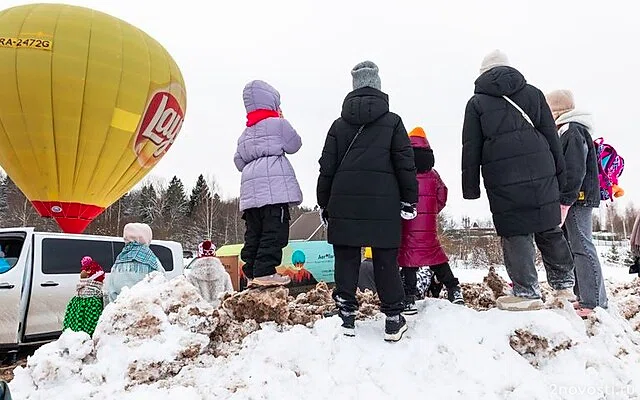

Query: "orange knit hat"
<box><xmin>408</xmin><ymin>127</ymin><xmax>430</xmax><ymax>148</ymax></box>
<box><xmin>408</xmin><ymin>127</ymin><xmax>426</xmax><ymax>138</ymax></box>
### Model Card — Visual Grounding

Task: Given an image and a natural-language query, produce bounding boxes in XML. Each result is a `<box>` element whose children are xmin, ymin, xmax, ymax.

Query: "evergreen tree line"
<box><xmin>1</xmin><ymin>170</ymin><xmax>637</xmax><ymax>253</ymax></box>
<box><xmin>0</xmin><ymin>173</ymin><xmax>311</xmax><ymax>251</ymax></box>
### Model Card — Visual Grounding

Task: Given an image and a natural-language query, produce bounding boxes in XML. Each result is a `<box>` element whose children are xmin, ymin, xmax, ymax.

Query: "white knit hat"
<box><xmin>479</xmin><ymin>50</ymin><xmax>511</xmax><ymax>75</ymax></box>
<box><xmin>123</xmin><ymin>223</ymin><xmax>153</xmax><ymax>245</ymax></box>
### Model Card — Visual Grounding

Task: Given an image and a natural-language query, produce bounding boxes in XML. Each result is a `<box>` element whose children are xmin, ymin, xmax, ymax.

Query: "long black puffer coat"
<box><xmin>462</xmin><ymin>66</ymin><xmax>566</xmax><ymax>237</ymax></box>
<box><xmin>317</xmin><ymin>87</ymin><xmax>417</xmax><ymax>248</ymax></box>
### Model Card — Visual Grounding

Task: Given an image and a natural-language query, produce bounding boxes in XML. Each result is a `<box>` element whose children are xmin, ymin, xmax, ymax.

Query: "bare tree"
<box><xmin>592</xmin><ymin>211</ymin><xmax>602</xmax><ymax>232</ymax></box>
<box><xmin>623</xmin><ymin>202</ymin><xmax>637</xmax><ymax>239</ymax></box>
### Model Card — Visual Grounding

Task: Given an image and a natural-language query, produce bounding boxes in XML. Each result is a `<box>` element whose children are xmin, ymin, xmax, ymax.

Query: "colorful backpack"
<box><xmin>594</xmin><ymin>137</ymin><xmax>624</xmax><ymax>201</ymax></box>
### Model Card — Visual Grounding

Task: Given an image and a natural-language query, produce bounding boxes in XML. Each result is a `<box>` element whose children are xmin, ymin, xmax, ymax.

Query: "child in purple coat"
<box><xmin>234</xmin><ymin>80</ymin><xmax>303</xmax><ymax>288</ymax></box>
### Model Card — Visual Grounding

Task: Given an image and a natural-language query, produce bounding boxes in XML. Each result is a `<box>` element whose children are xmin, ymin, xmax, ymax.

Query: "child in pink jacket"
<box><xmin>398</xmin><ymin>127</ymin><xmax>464</xmax><ymax>315</ymax></box>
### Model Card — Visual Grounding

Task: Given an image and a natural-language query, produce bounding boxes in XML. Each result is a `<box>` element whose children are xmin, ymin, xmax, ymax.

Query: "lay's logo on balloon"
<box><xmin>134</xmin><ymin>90</ymin><xmax>185</xmax><ymax>168</ymax></box>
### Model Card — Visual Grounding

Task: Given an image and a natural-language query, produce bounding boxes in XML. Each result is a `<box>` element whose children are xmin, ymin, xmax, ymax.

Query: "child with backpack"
<box><xmin>234</xmin><ymin>80</ymin><xmax>303</xmax><ymax>288</ymax></box>
<box><xmin>398</xmin><ymin>127</ymin><xmax>464</xmax><ymax>315</ymax></box>
<box><xmin>546</xmin><ymin>90</ymin><xmax>610</xmax><ymax>317</ymax></box>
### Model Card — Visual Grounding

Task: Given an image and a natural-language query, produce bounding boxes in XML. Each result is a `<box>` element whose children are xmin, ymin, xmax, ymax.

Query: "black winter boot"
<box><xmin>339</xmin><ymin>312</ymin><xmax>356</xmax><ymax>337</ymax></box>
<box><xmin>402</xmin><ymin>295</ymin><xmax>418</xmax><ymax>316</ymax></box>
<box><xmin>384</xmin><ymin>315</ymin><xmax>408</xmax><ymax>342</ymax></box>
<box><xmin>447</xmin><ymin>286</ymin><xmax>465</xmax><ymax>305</ymax></box>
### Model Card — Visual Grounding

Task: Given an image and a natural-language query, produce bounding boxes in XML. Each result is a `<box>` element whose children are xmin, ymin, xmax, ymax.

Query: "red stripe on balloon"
<box><xmin>31</xmin><ymin>201</ymin><xmax>105</xmax><ymax>233</ymax></box>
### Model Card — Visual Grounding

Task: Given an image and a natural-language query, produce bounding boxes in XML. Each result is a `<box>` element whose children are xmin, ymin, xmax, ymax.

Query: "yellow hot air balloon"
<box><xmin>0</xmin><ymin>3</ymin><xmax>187</xmax><ymax>233</ymax></box>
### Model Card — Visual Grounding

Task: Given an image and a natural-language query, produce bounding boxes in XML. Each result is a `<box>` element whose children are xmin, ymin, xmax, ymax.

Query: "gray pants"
<box><xmin>501</xmin><ymin>227</ymin><xmax>575</xmax><ymax>299</ymax></box>
<box><xmin>564</xmin><ymin>206</ymin><xmax>608</xmax><ymax>309</ymax></box>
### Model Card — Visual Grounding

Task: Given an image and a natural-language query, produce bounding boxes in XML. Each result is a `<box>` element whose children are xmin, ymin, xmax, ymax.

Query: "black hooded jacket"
<box><xmin>317</xmin><ymin>87</ymin><xmax>417</xmax><ymax>248</ymax></box>
<box><xmin>556</xmin><ymin>114</ymin><xmax>600</xmax><ymax>208</ymax></box>
<box><xmin>462</xmin><ymin>66</ymin><xmax>566</xmax><ymax>237</ymax></box>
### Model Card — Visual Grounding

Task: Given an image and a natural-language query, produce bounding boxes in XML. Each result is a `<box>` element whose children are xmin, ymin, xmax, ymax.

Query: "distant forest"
<box><xmin>1</xmin><ymin>172</ymin><xmax>636</xmax><ymax>256</ymax></box>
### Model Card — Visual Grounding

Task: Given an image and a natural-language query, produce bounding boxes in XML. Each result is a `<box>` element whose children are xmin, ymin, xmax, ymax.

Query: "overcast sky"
<box><xmin>3</xmin><ymin>0</ymin><xmax>639</xmax><ymax>222</ymax></box>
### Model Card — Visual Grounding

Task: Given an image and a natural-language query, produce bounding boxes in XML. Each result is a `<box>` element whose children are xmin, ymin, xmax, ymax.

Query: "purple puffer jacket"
<box><xmin>234</xmin><ymin>80</ymin><xmax>303</xmax><ymax>212</ymax></box>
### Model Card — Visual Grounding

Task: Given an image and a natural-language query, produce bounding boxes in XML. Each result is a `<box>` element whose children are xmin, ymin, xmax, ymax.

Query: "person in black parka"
<box><xmin>462</xmin><ymin>50</ymin><xmax>575</xmax><ymax>311</ymax></box>
<box><xmin>317</xmin><ymin>61</ymin><xmax>417</xmax><ymax>342</ymax></box>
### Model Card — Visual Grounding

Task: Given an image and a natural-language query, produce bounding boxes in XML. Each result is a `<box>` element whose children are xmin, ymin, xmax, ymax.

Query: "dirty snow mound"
<box><xmin>221</xmin><ymin>282</ymin><xmax>379</xmax><ymax>326</ymax></box>
<box><xmin>11</xmin><ymin>273</ymin><xmax>640</xmax><ymax>400</ymax></box>
<box><xmin>459</xmin><ymin>267</ymin><xmax>511</xmax><ymax>310</ymax></box>
<box><xmin>509</xmin><ymin>328</ymin><xmax>575</xmax><ymax>367</ymax></box>
<box><xmin>608</xmin><ymin>277</ymin><xmax>640</xmax><ymax>332</ymax></box>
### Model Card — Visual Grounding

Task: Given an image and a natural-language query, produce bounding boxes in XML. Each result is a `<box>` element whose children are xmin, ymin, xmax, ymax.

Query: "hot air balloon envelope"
<box><xmin>0</xmin><ymin>3</ymin><xmax>187</xmax><ymax>233</ymax></box>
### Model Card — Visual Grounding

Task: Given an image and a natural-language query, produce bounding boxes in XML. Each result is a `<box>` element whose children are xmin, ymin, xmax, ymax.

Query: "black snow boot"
<box><xmin>384</xmin><ymin>314</ymin><xmax>408</xmax><ymax>342</ymax></box>
<box><xmin>339</xmin><ymin>312</ymin><xmax>356</xmax><ymax>337</ymax></box>
<box><xmin>402</xmin><ymin>295</ymin><xmax>418</xmax><ymax>316</ymax></box>
<box><xmin>448</xmin><ymin>286</ymin><xmax>465</xmax><ymax>305</ymax></box>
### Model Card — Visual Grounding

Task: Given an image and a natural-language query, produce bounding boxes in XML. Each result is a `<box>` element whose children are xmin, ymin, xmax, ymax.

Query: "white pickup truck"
<box><xmin>0</xmin><ymin>227</ymin><xmax>184</xmax><ymax>350</ymax></box>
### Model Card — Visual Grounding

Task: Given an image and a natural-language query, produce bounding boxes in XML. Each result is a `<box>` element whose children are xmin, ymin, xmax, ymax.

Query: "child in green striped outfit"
<box><xmin>62</xmin><ymin>256</ymin><xmax>105</xmax><ymax>336</ymax></box>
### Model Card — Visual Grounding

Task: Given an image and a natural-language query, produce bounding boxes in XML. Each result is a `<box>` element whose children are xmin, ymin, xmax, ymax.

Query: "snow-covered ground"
<box><xmin>9</xmin><ymin>268</ymin><xmax>640</xmax><ymax>400</ymax></box>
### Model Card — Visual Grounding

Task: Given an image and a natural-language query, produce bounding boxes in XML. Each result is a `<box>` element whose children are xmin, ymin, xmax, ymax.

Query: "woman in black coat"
<box><xmin>317</xmin><ymin>61</ymin><xmax>417</xmax><ymax>342</ymax></box>
<box><xmin>461</xmin><ymin>50</ymin><xmax>575</xmax><ymax>311</ymax></box>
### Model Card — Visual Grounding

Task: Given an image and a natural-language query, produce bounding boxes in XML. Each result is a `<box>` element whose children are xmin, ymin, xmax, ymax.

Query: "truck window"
<box><xmin>0</xmin><ymin>235</ymin><xmax>25</xmax><ymax>274</ymax></box>
<box><xmin>42</xmin><ymin>238</ymin><xmax>115</xmax><ymax>274</ymax></box>
<box><xmin>112</xmin><ymin>242</ymin><xmax>174</xmax><ymax>272</ymax></box>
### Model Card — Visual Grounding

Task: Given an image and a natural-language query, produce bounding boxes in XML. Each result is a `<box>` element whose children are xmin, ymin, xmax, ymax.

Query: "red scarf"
<box><xmin>246</xmin><ymin>109</ymin><xmax>280</xmax><ymax>127</ymax></box>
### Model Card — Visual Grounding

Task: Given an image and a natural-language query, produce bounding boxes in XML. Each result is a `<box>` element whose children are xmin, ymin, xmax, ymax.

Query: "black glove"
<box><xmin>400</xmin><ymin>202</ymin><xmax>417</xmax><ymax>220</ymax></box>
<box><xmin>319</xmin><ymin>208</ymin><xmax>329</xmax><ymax>227</ymax></box>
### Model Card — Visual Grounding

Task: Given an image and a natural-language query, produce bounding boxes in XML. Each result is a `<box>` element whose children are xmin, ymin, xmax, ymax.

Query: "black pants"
<box><xmin>241</xmin><ymin>204</ymin><xmax>290</xmax><ymax>279</ymax></box>
<box><xmin>400</xmin><ymin>268</ymin><xmax>418</xmax><ymax>297</ymax></box>
<box><xmin>431</xmin><ymin>263</ymin><xmax>459</xmax><ymax>289</ymax></box>
<box><xmin>333</xmin><ymin>246</ymin><xmax>404</xmax><ymax>317</ymax></box>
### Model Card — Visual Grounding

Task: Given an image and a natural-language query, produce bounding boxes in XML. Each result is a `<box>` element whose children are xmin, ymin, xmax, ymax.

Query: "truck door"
<box><xmin>24</xmin><ymin>235</ymin><xmax>114</xmax><ymax>340</ymax></box>
<box><xmin>0</xmin><ymin>228</ymin><xmax>33</xmax><ymax>347</ymax></box>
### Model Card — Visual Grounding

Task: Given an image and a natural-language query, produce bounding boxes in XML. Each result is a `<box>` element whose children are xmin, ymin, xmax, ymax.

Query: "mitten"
<box><xmin>613</xmin><ymin>184</ymin><xmax>624</xmax><ymax>198</ymax></box>
<box><xmin>400</xmin><ymin>202</ymin><xmax>417</xmax><ymax>220</ymax></box>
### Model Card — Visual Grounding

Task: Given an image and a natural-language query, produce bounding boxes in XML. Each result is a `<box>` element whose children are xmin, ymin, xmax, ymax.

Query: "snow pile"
<box><xmin>11</xmin><ymin>273</ymin><xmax>223</xmax><ymax>397</ymax></box>
<box><xmin>509</xmin><ymin>328</ymin><xmax>575</xmax><ymax>367</ymax></box>
<box><xmin>608</xmin><ymin>277</ymin><xmax>640</xmax><ymax>332</ymax></box>
<box><xmin>220</xmin><ymin>281</ymin><xmax>379</xmax><ymax>327</ymax></box>
<box><xmin>10</xmin><ymin>274</ymin><xmax>380</xmax><ymax>398</ymax></box>
<box><xmin>11</xmin><ymin>273</ymin><xmax>640</xmax><ymax>400</ymax></box>
<box><xmin>458</xmin><ymin>266</ymin><xmax>510</xmax><ymax>310</ymax></box>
